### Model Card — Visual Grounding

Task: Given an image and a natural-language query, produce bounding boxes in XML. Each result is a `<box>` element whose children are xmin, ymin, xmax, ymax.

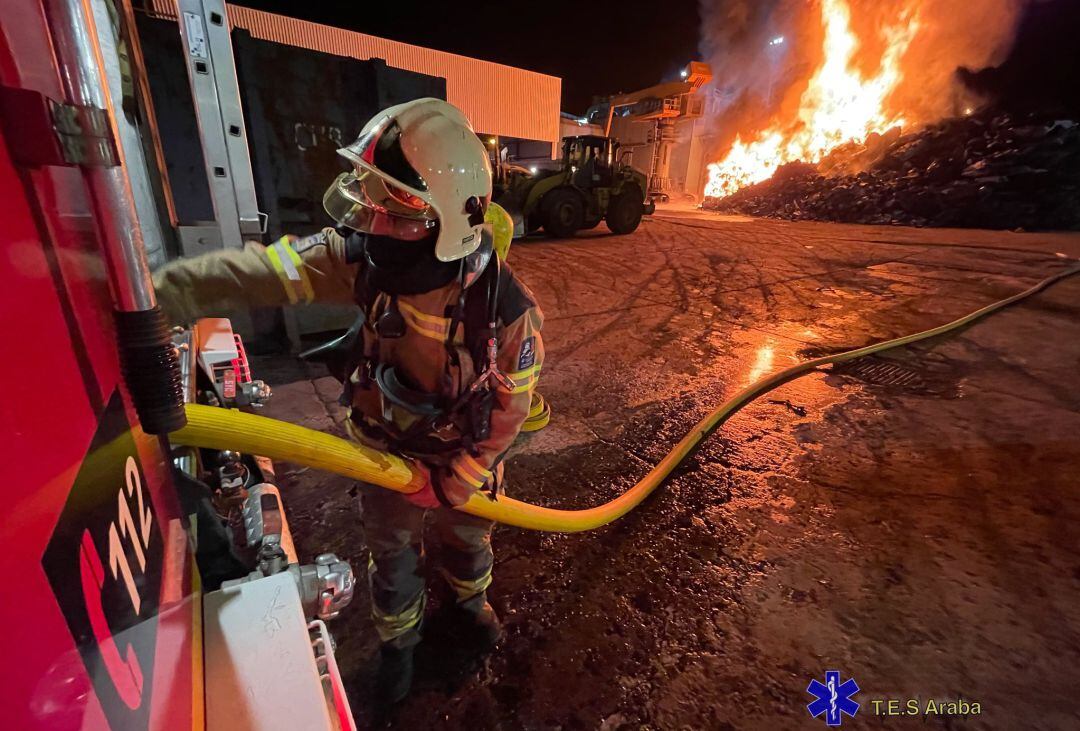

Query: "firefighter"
<box><xmin>153</xmin><ymin>98</ymin><xmax>543</xmax><ymax>705</ymax></box>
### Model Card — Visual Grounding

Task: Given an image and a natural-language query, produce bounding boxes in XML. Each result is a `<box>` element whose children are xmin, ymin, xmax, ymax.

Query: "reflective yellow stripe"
<box><xmin>508</xmin><ymin>363</ymin><xmax>542</xmax><ymax>381</ymax></box>
<box><xmin>282</xmin><ymin>242</ymin><xmax>314</xmax><ymax>302</ymax></box>
<box><xmin>368</xmin><ymin>556</ymin><xmax>425</xmax><ymax>642</ymax></box>
<box><xmin>266</xmin><ymin>239</ymin><xmax>314</xmax><ymax>304</ymax></box>
<box><xmin>398</xmin><ymin>301</ymin><xmax>449</xmax><ymax>327</ymax></box>
<box><xmin>402</xmin><ymin>313</ymin><xmax>447</xmax><ymax>342</ymax></box>
<box><xmin>509</xmin><ymin>365</ymin><xmax>540</xmax><ymax>393</ymax></box>
<box><xmin>398</xmin><ymin>301</ymin><xmax>450</xmax><ymax>342</ymax></box>
<box><xmin>522</xmin><ymin>396</ymin><xmax>551</xmax><ymax>432</ymax></box>
<box><xmin>506</xmin><ymin>367</ymin><xmax>532</xmax><ymax>381</ymax></box>
<box><xmin>528</xmin><ymin>392</ymin><xmax>546</xmax><ymax>418</ymax></box>
<box><xmin>461</xmin><ymin>453</ymin><xmax>492</xmax><ymax>480</ymax></box>
<box><xmin>511</xmin><ymin>370</ymin><xmax>538</xmax><ymax>394</ymax></box>
<box><xmin>265</xmin><ymin>244</ymin><xmax>298</xmax><ymax>304</ymax></box>
<box><xmin>452</xmin><ymin>461</ymin><xmax>485</xmax><ymax>489</ymax></box>
<box><xmin>439</xmin><ymin>566</ymin><xmax>492</xmax><ymax>602</ymax></box>
<box><xmin>451</xmin><ymin>453</ymin><xmax>491</xmax><ymax>489</ymax></box>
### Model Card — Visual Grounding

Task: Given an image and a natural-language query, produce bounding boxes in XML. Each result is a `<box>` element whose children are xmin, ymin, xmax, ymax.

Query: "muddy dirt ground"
<box><xmin>253</xmin><ymin>211</ymin><xmax>1080</xmax><ymax>730</ymax></box>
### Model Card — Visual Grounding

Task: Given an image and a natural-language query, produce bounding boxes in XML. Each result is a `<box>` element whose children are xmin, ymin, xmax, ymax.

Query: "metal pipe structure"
<box><xmin>43</xmin><ymin>0</ymin><xmax>155</xmax><ymax>312</ymax></box>
<box><xmin>42</xmin><ymin>0</ymin><xmax>186</xmax><ymax>433</ymax></box>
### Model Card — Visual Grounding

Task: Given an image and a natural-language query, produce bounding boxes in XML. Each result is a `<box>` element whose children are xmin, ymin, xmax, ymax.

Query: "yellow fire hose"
<box><xmin>171</xmin><ymin>264</ymin><xmax>1080</xmax><ymax>532</ymax></box>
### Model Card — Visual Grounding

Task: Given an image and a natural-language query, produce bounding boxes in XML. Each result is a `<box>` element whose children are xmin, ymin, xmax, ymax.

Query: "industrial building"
<box><xmin>136</xmin><ymin>0</ymin><xmax>562</xmax><ymax>252</ymax></box>
<box><xmin>587</xmin><ymin>62</ymin><xmax>717</xmax><ymax>203</ymax></box>
<box><xmin>130</xmin><ymin>0</ymin><xmax>562</xmax><ymax>340</ymax></box>
<box><xmin>604</xmin><ymin>105</ymin><xmax>715</xmax><ymax>203</ymax></box>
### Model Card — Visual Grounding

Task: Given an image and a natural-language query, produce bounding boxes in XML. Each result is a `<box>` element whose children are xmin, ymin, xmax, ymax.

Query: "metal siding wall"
<box><xmin>147</xmin><ymin>0</ymin><xmax>560</xmax><ymax>145</ymax></box>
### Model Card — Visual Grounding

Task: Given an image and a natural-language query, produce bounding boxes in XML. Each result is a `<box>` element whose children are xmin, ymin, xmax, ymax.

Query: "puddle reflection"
<box><xmin>746</xmin><ymin>341</ymin><xmax>776</xmax><ymax>385</ymax></box>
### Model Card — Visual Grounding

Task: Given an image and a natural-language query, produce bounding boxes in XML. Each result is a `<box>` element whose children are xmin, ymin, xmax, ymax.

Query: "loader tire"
<box><xmin>542</xmin><ymin>188</ymin><xmax>585</xmax><ymax>238</ymax></box>
<box><xmin>606</xmin><ymin>187</ymin><xmax>644</xmax><ymax>235</ymax></box>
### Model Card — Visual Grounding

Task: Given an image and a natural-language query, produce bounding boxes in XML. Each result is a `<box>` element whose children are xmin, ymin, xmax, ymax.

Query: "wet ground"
<box><xmin>254</xmin><ymin>211</ymin><xmax>1080</xmax><ymax>730</ymax></box>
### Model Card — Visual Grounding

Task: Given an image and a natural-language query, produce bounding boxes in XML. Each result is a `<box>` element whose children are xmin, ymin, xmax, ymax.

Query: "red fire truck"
<box><xmin>0</xmin><ymin>0</ymin><xmax>356</xmax><ymax>728</ymax></box>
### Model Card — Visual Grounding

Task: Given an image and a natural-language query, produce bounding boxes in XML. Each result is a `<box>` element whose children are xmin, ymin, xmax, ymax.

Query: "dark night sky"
<box><xmin>232</xmin><ymin>0</ymin><xmax>1080</xmax><ymax>118</ymax></box>
<box><xmin>232</xmin><ymin>0</ymin><xmax>701</xmax><ymax>114</ymax></box>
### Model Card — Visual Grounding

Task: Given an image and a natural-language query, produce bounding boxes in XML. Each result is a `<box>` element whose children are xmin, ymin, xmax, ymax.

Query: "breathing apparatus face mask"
<box><xmin>359</xmin><ymin>229</ymin><xmax>445</xmax><ymax>337</ymax></box>
<box><xmin>324</xmin><ymin>155</ymin><xmax>497</xmax><ymax>336</ymax></box>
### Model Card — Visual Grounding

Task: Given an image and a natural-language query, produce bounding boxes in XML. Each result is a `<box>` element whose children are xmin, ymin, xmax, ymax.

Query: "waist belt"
<box><xmin>349</xmin><ymin>411</ymin><xmax>463</xmax><ymax>459</ymax></box>
<box><xmin>354</xmin><ymin>358</ymin><xmax>492</xmax><ymax>457</ymax></box>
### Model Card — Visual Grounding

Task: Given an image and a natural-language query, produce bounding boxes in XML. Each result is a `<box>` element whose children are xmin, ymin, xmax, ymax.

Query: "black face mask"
<box><xmin>362</xmin><ymin>231</ymin><xmax>459</xmax><ymax>295</ymax></box>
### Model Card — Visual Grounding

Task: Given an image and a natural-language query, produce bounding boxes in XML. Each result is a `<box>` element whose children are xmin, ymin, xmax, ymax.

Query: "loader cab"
<box><xmin>563</xmin><ymin>135</ymin><xmax>619</xmax><ymax>187</ymax></box>
<box><xmin>493</xmin><ymin>132</ymin><xmax>650</xmax><ymax>239</ymax></box>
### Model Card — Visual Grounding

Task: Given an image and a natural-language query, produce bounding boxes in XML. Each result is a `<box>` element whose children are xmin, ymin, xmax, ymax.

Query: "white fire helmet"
<box><xmin>323</xmin><ymin>98</ymin><xmax>493</xmax><ymax>262</ymax></box>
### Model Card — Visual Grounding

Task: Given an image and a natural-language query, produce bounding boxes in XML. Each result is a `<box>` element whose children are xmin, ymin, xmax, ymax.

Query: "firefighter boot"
<box><xmin>455</xmin><ymin>594</ymin><xmax>503</xmax><ymax>651</ymax></box>
<box><xmin>374</xmin><ymin>641</ymin><xmax>415</xmax><ymax>706</ymax></box>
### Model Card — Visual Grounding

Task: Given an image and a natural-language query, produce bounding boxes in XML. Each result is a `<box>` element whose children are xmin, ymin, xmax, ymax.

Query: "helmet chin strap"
<box><xmin>460</xmin><ymin>235</ymin><xmax>494</xmax><ymax>289</ymax></box>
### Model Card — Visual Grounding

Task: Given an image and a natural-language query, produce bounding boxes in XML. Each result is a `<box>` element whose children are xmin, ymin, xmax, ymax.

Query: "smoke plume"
<box><xmin>698</xmin><ymin>0</ymin><xmax>1029</xmax><ymax>152</ymax></box>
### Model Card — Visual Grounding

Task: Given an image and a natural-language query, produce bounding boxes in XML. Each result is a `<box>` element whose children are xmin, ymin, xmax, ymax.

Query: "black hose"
<box><xmin>114</xmin><ymin>307</ymin><xmax>186</xmax><ymax>434</ymax></box>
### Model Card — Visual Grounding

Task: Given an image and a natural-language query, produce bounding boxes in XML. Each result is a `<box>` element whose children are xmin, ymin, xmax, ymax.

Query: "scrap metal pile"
<box><xmin>703</xmin><ymin>113</ymin><xmax>1080</xmax><ymax>230</ymax></box>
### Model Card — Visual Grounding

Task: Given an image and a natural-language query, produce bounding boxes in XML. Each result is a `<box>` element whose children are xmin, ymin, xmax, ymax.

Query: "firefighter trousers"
<box><xmin>358</xmin><ymin>482</ymin><xmax>495</xmax><ymax>648</ymax></box>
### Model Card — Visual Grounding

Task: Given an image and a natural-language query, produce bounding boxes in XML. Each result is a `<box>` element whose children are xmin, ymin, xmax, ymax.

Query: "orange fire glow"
<box><xmin>704</xmin><ymin>0</ymin><xmax>921</xmax><ymax>199</ymax></box>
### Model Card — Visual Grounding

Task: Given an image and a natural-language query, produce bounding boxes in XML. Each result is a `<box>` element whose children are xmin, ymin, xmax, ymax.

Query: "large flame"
<box><xmin>704</xmin><ymin>0</ymin><xmax>921</xmax><ymax>199</ymax></box>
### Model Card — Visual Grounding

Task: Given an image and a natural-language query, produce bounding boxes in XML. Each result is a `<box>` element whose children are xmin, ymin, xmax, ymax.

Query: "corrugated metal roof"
<box><xmin>146</xmin><ymin>1</ymin><xmax>560</xmax><ymax>145</ymax></box>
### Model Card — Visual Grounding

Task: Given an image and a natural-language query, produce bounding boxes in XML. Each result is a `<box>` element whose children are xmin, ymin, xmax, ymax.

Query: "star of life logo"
<box><xmin>807</xmin><ymin>670</ymin><xmax>860</xmax><ymax>726</ymax></box>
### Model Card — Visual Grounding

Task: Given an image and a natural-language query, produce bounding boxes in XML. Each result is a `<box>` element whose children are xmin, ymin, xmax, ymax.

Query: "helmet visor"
<box><xmin>323</xmin><ymin>172</ymin><xmax>437</xmax><ymax>241</ymax></box>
